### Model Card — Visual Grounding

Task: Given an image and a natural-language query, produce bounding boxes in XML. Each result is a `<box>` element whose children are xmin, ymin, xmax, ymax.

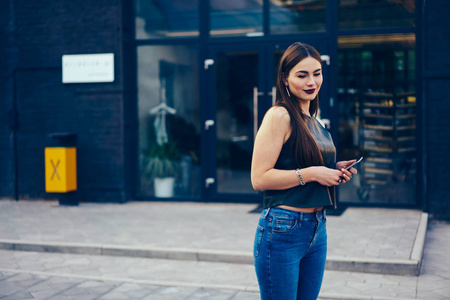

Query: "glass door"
<box><xmin>204</xmin><ymin>41</ymin><xmax>330</xmax><ymax>202</ymax></box>
<box><xmin>204</xmin><ymin>45</ymin><xmax>269</xmax><ymax>201</ymax></box>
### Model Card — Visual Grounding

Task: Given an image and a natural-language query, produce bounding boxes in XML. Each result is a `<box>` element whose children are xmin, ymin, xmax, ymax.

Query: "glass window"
<box><xmin>135</xmin><ymin>0</ymin><xmax>199</xmax><ymax>38</ymax></box>
<box><xmin>339</xmin><ymin>0</ymin><xmax>415</xmax><ymax>30</ymax></box>
<box><xmin>270</xmin><ymin>0</ymin><xmax>326</xmax><ymax>34</ymax></box>
<box><xmin>137</xmin><ymin>45</ymin><xmax>201</xmax><ymax>198</ymax></box>
<box><xmin>210</xmin><ymin>0</ymin><xmax>263</xmax><ymax>37</ymax></box>
<box><xmin>337</xmin><ymin>34</ymin><xmax>417</xmax><ymax>205</ymax></box>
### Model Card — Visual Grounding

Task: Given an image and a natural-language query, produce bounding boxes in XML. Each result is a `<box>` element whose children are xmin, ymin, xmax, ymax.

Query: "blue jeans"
<box><xmin>254</xmin><ymin>207</ymin><xmax>327</xmax><ymax>300</ymax></box>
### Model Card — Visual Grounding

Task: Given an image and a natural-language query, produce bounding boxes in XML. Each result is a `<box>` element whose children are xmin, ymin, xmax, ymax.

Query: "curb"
<box><xmin>325</xmin><ymin>256</ymin><xmax>419</xmax><ymax>276</ymax></box>
<box><xmin>0</xmin><ymin>240</ymin><xmax>422</xmax><ymax>277</ymax></box>
<box><xmin>411</xmin><ymin>212</ymin><xmax>428</xmax><ymax>274</ymax></box>
<box><xmin>0</xmin><ymin>239</ymin><xmax>253</xmax><ymax>264</ymax></box>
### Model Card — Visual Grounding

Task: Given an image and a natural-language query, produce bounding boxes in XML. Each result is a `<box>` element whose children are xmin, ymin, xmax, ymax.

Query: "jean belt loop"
<box><xmin>263</xmin><ymin>207</ymin><xmax>271</xmax><ymax>219</ymax></box>
<box><xmin>323</xmin><ymin>208</ymin><xmax>326</xmax><ymax>219</ymax></box>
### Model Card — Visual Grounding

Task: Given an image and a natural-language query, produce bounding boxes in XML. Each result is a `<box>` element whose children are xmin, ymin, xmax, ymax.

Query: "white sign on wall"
<box><xmin>62</xmin><ymin>53</ymin><xmax>114</xmax><ymax>83</ymax></box>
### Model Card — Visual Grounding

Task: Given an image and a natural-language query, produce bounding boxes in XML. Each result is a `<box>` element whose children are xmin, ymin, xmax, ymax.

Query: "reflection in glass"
<box><xmin>271</xmin><ymin>0</ymin><xmax>326</xmax><ymax>34</ymax></box>
<box><xmin>135</xmin><ymin>0</ymin><xmax>199</xmax><ymax>38</ymax></box>
<box><xmin>337</xmin><ymin>34</ymin><xmax>416</xmax><ymax>205</ymax></box>
<box><xmin>215</xmin><ymin>52</ymin><xmax>258</xmax><ymax>194</ymax></box>
<box><xmin>339</xmin><ymin>0</ymin><xmax>415</xmax><ymax>30</ymax></box>
<box><xmin>210</xmin><ymin>0</ymin><xmax>263</xmax><ymax>36</ymax></box>
<box><xmin>137</xmin><ymin>46</ymin><xmax>201</xmax><ymax>198</ymax></box>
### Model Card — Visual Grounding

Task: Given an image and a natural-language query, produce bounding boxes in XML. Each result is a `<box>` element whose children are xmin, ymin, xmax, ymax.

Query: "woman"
<box><xmin>251</xmin><ymin>42</ymin><xmax>358</xmax><ymax>300</ymax></box>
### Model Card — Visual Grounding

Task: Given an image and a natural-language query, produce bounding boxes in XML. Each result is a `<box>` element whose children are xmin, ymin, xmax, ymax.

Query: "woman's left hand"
<box><xmin>336</xmin><ymin>160</ymin><xmax>358</xmax><ymax>183</ymax></box>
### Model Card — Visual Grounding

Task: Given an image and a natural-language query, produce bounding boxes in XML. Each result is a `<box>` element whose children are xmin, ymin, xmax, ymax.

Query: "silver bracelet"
<box><xmin>295</xmin><ymin>169</ymin><xmax>306</xmax><ymax>186</ymax></box>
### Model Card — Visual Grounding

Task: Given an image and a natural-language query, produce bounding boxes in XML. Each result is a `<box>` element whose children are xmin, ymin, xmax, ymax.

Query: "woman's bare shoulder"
<box><xmin>261</xmin><ymin>106</ymin><xmax>291</xmax><ymax>142</ymax></box>
<box><xmin>265</xmin><ymin>105</ymin><xmax>291</xmax><ymax>123</ymax></box>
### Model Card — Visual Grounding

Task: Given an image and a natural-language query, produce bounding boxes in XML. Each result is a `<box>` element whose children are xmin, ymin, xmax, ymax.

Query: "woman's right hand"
<box><xmin>309</xmin><ymin>166</ymin><xmax>343</xmax><ymax>186</ymax></box>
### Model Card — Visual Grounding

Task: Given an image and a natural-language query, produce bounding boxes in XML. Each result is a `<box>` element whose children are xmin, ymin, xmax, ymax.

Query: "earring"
<box><xmin>285</xmin><ymin>85</ymin><xmax>291</xmax><ymax>97</ymax></box>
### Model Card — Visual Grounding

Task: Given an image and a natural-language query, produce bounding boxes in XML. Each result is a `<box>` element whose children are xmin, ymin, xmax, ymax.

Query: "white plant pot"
<box><xmin>154</xmin><ymin>177</ymin><xmax>175</xmax><ymax>198</ymax></box>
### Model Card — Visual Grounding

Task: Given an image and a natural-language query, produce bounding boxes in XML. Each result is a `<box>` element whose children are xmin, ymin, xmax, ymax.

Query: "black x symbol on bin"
<box><xmin>50</xmin><ymin>159</ymin><xmax>61</xmax><ymax>181</ymax></box>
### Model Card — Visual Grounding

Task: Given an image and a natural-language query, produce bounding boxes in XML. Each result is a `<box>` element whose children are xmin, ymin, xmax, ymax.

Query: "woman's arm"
<box><xmin>251</xmin><ymin>106</ymin><xmax>343</xmax><ymax>191</ymax></box>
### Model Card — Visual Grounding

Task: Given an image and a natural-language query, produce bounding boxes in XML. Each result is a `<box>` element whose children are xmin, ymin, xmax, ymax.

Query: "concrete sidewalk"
<box><xmin>0</xmin><ymin>200</ymin><xmax>427</xmax><ymax>276</ymax></box>
<box><xmin>2</xmin><ymin>199</ymin><xmax>450</xmax><ymax>299</ymax></box>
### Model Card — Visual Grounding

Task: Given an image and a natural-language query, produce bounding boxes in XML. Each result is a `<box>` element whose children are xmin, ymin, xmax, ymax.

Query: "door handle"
<box><xmin>253</xmin><ymin>87</ymin><xmax>263</xmax><ymax>139</ymax></box>
<box><xmin>320</xmin><ymin>55</ymin><xmax>330</xmax><ymax>66</ymax></box>
<box><xmin>321</xmin><ymin>118</ymin><xmax>331</xmax><ymax>130</ymax></box>
<box><xmin>268</xmin><ymin>86</ymin><xmax>276</xmax><ymax>106</ymax></box>
<box><xmin>205</xmin><ymin>177</ymin><xmax>215</xmax><ymax>188</ymax></box>
<box><xmin>205</xmin><ymin>119</ymin><xmax>215</xmax><ymax>130</ymax></box>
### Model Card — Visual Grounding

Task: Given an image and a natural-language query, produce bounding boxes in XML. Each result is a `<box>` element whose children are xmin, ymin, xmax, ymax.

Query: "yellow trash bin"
<box><xmin>45</xmin><ymin>133</ymin><xmax>78</xmax><ymax>205</ymax></box>
<box><xmin>45</xmin><ymin>147</ymin><xmax>77</xmax><ymax>193</ymax></box>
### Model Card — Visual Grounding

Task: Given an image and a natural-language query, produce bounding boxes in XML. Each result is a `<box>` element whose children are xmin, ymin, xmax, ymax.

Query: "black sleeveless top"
<box><xmin>263</xmin><ymin>115</ymin><xmax>337</xmax><ymax>209</ymax></box>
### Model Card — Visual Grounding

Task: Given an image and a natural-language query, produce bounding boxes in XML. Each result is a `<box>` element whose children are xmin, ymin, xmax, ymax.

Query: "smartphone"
<box><xmin>346</xmin><ymin>157</ymin><xmax>363</xmax><ymax>170</ymax></box>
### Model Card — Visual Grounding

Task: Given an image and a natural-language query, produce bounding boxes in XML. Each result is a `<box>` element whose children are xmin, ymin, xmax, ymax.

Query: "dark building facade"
<box><xmin>1</xmin><ymin>0</ymin><xmax>449</xmax><ymax>220</ymax></box>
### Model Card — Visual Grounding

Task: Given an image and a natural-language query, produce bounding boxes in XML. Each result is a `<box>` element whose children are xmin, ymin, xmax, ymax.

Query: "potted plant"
<box><xmin>143</xmin><ymin>140</ymin><xmax>180</xmax><ymax>197</ymax></box>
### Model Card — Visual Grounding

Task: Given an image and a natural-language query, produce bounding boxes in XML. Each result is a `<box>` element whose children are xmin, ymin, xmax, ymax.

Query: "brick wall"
<box><xmin>0</xmin><ymin>0</ymin><xmax>128</xmax><ymax>202</ymax></box>
<box><xmin>423</xmin><ymin>0</ymin><xmax>450</xmax><ymax>220</ymax></box>
<box><xmin>0</xmin><ymin>1</ymin><xmax>18</xmax><ymax>199</ymax></box>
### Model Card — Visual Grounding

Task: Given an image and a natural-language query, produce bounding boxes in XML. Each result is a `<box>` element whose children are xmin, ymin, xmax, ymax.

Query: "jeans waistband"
<box><xmin>263</xmin><ymin>206</ymin><xmax>326</xmax><ymax>221</ymax></box>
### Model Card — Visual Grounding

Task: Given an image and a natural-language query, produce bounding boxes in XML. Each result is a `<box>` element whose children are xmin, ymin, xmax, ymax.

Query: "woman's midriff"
<box><xmin>278</xmin><ymin>205</ymin><xmax>323</xmax><ymax>213</ymax></box>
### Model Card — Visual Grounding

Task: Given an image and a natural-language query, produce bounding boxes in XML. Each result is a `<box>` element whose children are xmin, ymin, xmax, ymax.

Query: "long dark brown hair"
<box><xmin>275</xmin><ymin>42</ymin><xmax>324</xmax><ymax>168</ymax></box>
